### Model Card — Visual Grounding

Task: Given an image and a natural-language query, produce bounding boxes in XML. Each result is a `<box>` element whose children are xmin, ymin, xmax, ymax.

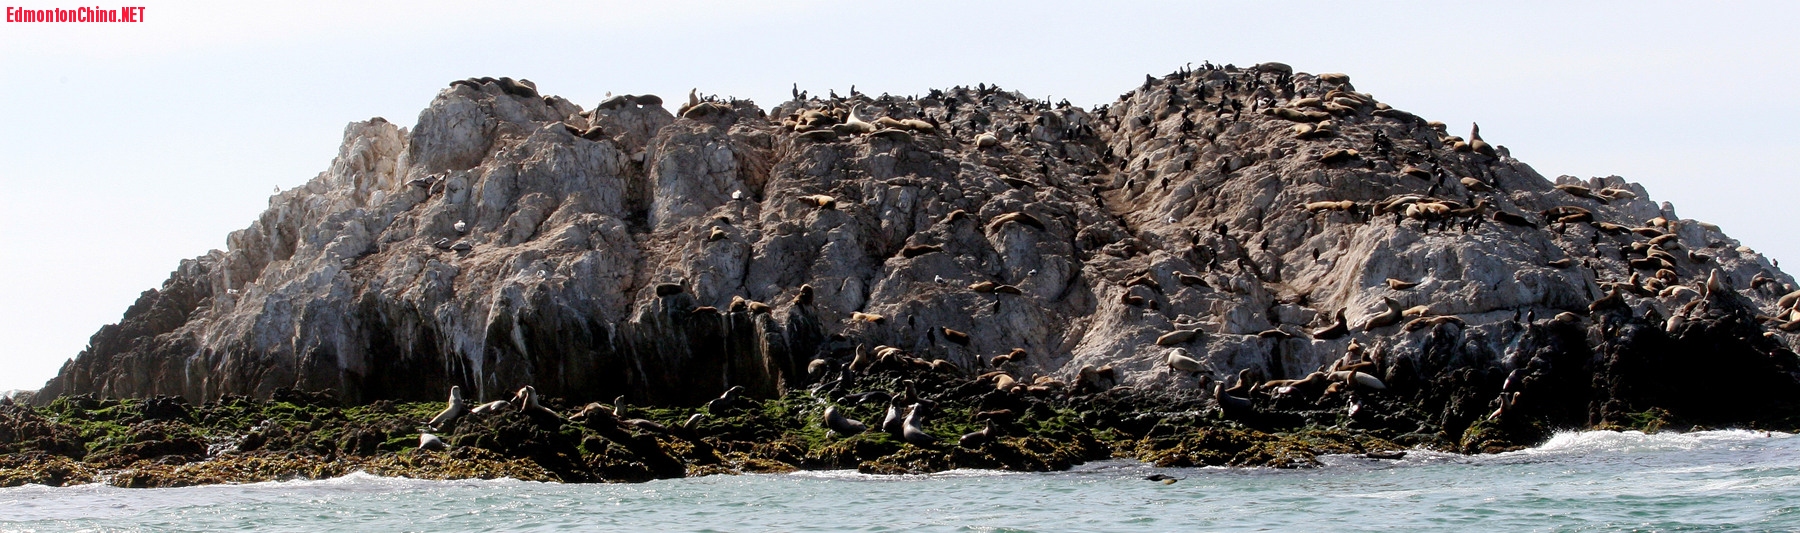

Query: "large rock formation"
<box><xmin>38</xmin><ymin>69</ymin><xmax>1800</xmax><ymax>430</ymax></box>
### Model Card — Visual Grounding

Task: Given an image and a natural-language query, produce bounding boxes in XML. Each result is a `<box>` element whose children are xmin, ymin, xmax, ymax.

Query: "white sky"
<box><xmin>2</xmin><ymin>1</ymin><xmax>1795</xmax><ymax>392</ymax></box>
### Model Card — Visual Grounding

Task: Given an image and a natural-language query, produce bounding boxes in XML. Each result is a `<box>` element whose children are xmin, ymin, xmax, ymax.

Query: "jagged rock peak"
<box><xmin>39</xmin><ymin>67</ymin><xmax>1800</xmax><ymax>433</ymax></box>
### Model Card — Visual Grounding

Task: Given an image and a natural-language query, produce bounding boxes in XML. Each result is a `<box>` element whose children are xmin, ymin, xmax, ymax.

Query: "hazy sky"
<box><xmin>2</xmin><ymin>1</ymin><xmax>1795</xmax><ymax>392</ymax></box>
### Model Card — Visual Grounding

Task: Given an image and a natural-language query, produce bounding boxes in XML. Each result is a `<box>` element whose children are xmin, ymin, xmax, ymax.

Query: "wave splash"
<box><xmin>1510</xmin><ymin>428</ymin><xmax>1791</xmax><ymax>457</ymax></box>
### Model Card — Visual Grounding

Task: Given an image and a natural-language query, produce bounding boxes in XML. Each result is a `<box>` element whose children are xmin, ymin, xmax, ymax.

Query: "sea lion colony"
<box><xmin>8</xmin><ymin>62</ymin><xmax>1800</xmax><ymax>486</ymax></box>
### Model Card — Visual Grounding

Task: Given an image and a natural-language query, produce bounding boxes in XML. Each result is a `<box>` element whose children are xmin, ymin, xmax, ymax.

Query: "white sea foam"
<box><xmin>1509</xmin><ymin>429</ymin><xmax>1791</xmax><ymax>457</ymax></box>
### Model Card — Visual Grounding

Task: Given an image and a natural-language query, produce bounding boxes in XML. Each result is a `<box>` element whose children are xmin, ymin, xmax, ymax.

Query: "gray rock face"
<box><xmin>38</xmin><ymin>70</ymin><xmax>1800</xmax><ymax>410</ymax></box>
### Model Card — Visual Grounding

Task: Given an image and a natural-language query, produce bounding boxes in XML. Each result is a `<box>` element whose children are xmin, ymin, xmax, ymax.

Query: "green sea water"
<box><xmin>2</xmin><ymin>430</ymin><xmax>1796</xmax><ymax>532</ymax></box>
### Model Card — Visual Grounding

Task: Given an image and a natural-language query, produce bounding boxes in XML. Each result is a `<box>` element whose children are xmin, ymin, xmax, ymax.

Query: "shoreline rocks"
<box><xmin>14</xmin><ymin>65</ymin><xmax>1800</xmax><ymax>485</ymax></box>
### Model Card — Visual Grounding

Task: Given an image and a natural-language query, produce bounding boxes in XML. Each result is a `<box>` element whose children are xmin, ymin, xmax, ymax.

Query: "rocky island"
<box><xmin>6</xmin><ymin>62</ymin><xmax>1800</xmax><ymax>487</ymax></box>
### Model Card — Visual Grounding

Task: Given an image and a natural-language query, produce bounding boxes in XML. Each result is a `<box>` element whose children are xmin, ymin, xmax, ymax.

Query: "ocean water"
<box><xmin>2</xmin><ymin>430</ymin><xmax>1797</xmax><ymax>532</ymax></box>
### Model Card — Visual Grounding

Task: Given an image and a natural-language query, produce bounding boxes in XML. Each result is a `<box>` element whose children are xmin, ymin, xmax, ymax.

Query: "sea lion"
<box><xmin>513</xmin><ymin>386</ymin><xmax>565</xmax><ymax>424</ymax></box>
<box><xmin>1312</xmin><ymin>309</ymin><xmax>1350</xmax><ymax>339</ymax></box>
<box><xmin>1319</xmin><ymin>148</ymin><xmax>1360</xmax><ymax>164</ymax></box>
<box><xmin>1362</xmin><ymin>297</ymin><xmax>1402</xmax><ymax>330</ymax></box>
<box><xmin>1542</xmin><ymin>206</ymin><xmax>1593</xmax><ymax>224</ymax></box>
<box><xmin>1401</xmin><ymin>166</ymin><xmax>1433</xmax><ymax>179</ymax></box>
<box><xmin>822</xmin><ymin>406</ymin><xmax>867</xmax><ymax>436</ymax></box>
<box><xmin>1777</xmin><ymin>290</ymin><xmax>1800</xmax><ymax>311</ymax></box>
<box><xmin>901</xmin><ymin>244</ymin><xmax>942</xmax><ymax>258</ymax></box>
<box><xmin>1331</xmin><ymin>370</ymin><xmax>1388</xmax><ymax>390</ymax></box>
<box><xmin>1156</xmin><ymin>329</ymin><xmax>1200</xmax><ymax>346</ymax></box>
<box><xmin>1177</xmin><ymin>272</ymin><xmax>1209</xmax><ymax>287</ymax></box>
<box><xmin>1705</xmin><ymin>270</ymin><xmax>1729</xmax><ymax>298</ymax></box>
<box><xmin>1267</xmin><ymin>107</ymin><xmax>1313</xmax><ymax>121</ymax></box>
<box><xmin>851</xmin><ymin>312</ymin><xmax>886</xmax><ymax>323</ymax></box>
<box><xmin>1597</xmin><ymin>187</ymin><xmax>1637</xmax><ymax>201</ymax></box>
<box><xmin>623</xmin><ymin>417</ymin><xmax>674</xmax><ymax>435</ymax></box>
<box><xmin>1214</xmin><ymin>382</ymin><xmax>1254</xmax><ymax>415</ymax></box>
<box><xmin>1660</xmin><ymin>285</ymin><xmax>1699</xmax><ymax>301</ymax></box>
<box><xmin>990</xmin><ymin>348</ymin><xmax>1026</xmax><ymax>366</ymax></box>
<box><xmin>1492</xmin><ymin>210</ymin><xmax>1538</xmax><ymax>228</ymax></box>
<box><xmin>975</xmin><ymin>132</ymin><xmax>1000</xmax><ymax>148</ymax></box>
<box><xmin>704</xmin><ymin>386</ymin><xmax>746</xmax><ymax>413</ymax></box>
<box><xmin>870</xmin><ymin>128</ymin><xmax>913</xmax><ymax>142</ymax></box>
<box><xmin>993</xmin><ymin>374</ymin><xmax>1017</xmax><ymax>392</ymax></box>
<box><xmin>988</xmin><ymin>212</ymin><xmax>1046</xmax><ymax>231</ymax></box>
<box><xmin>1555</xmin><ymin>184</ymin><xmax>1606</xmax><ymax>203</ymax></box>
<box><xmin>1386</xmin><ymin>278</ymin><xmax>1419</xmax><ymax>290</ymax></box>
<box><xmin>799</xmin><ymin>194</ymin><xmax>838</xmax><ymax>209</ymax></box>
<box><xmin>1126</xmin><ymin>274</ymin><xmax>1162</xmax><ymax>293</ymax></box>
<box><xmin>1166</xmin><ymin>349</ymin><xmax>1204</xmax><ymax>373</ymax></box>
<box><xmin>970</xmin><ymin>281</ymin><xmax>998</xmax><ymax>293</ymax></box>
<box><xmin>839</xmin><ymin>105</ymin><xmax>876</xmax><ymax>135</ymax></box>
<box><xmin>683</xmin><ymin>88</ymin><xmax>700</xmax><ymax>113</ymax></box>
<box><xmin>959</xmin><ymin>420</ymin><xmax>997</xmax><ymax>448</ymax></box>
<box><xmin>1318</xmin><ymin>73</ymin><xmax>1350</xmax><ymax>84</ymax></box>
<box><xmin>427</xmin><ymin>386</ymin><xmax>466</xmax><ymax>430</ymax></box>
<box><xmin>1402</xmin><ymin>305</ymin><xmax>1432</xmax><ymax>318</ymax></box>
<box><xmin>1460</xmin><ymin>177</ymin><xmax>1494</xmax><ymax>192</ymax></box>
<box><xmin>875</xmin><ymin>116</ymin><xmax>906</xmax><ymax>130</ymax></box>
<box><xmin>1594</xmin><ymin>222</ymin><xmax>1629</xmax><ymax>234</ymax></box>
<box><xmin>1468</xmin><ymin>123</ymin><xmax>1496</xmax><ymax>157</ymax></box>
<box><xmin>943</xmin><ymin>209</ymin><xmax>970</xmax><ymax>223</ymax></box>
<box><xmin>882</xmin><ymin>399</ymin><xmax>906</xmax><ymax>437</ymax></box>
<box><xmin>849</xmin><ymin>344</ymin><xmax>875</xmax><ymax>372</ymax></box>
<box><xmin>469</xmin><ymin>399</ymin><xmax>513</xmax><ymax>416</ymax></box>
<box><xmin>418</xmin><ymin>433</ymin><xmax>448</xmax><ymax>451</ymax></box>
<box><xmin>1403</xmin><ymin>315</ymin><xmax>1463</xmax><ymax>332</ymax></box>
<box><xmin>1255</xmin><ymin>62</ymin><xmax>1293</xmax><ymax>75</ymax></box>
<box><xmin>598</xmin><ymin>94</ymin><xmax>634</xmax><ymax>110</ymax></box>
<box><xmin>1304</xmin><ymin>200</ymin><xmax>1356</xmax><ymax>212</ymax></box>
<box><xmin>941</xmin><ymin>327</ymin><xmax>972</xmax><ymax>345</ymax></box>
<box><xmin>1547</xmin><ymin>258</ymin><xmax>1574</xmax><ymax>269</ymax></box>
<box><xmin>900</xmin><ymin>404</ymin><xmax>938</xmax><ymax>446</ymax></box>
<box><xmin>797</xmin><ymin>129</ymin><xmax>839</xmax><ymax>142</ymax></box>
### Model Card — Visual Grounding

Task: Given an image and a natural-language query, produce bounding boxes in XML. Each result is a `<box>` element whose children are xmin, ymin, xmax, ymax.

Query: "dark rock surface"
<box><xmin>32</xmin><ymin>67</ymin><xmax>1800</xmax><ymax>443</ymax></box>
